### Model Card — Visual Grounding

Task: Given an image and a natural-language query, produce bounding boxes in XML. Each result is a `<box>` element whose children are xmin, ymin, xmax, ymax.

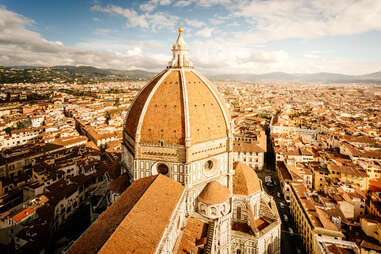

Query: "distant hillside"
<box><xmin>359</xmin><ymin>71</ymin><xmax>381</xmax><ymax>79</ymax></box>
<box><xmin>0</xmin><ymin>66</ymin><xmax>156</xmax><ymax>84</ymax></box>
<box><xmin>212</xmin><ymin>71</ymin><xmax>381</xmax><ymax>83</ymax></box>
<box><xmin>1</xmin><ymin>65</ymin><xmax>381</xmax><ymax>84</ymax></box>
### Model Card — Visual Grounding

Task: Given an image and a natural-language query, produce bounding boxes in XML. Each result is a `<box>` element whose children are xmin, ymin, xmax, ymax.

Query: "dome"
<box><xmin>124</xmin><ymin>28</ymin><xmax>231</xmax><ymax>148</ymax></box>
<box><xmin>233</xmin><ymin>162</ymin><xmax>262</xmax><ymax>196</ymax></box>
<box><xmin>198</xmin><ymin>181</ymin><xmax>230</xmax><ymax>205</ymax></box>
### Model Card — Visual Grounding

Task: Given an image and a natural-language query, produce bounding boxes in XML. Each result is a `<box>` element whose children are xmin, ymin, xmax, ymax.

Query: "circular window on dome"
<box><xmin>157</xmin><ymin>163</ymin><xmax>169</xmax><ymax>175</ymax></box>
<box><xmin>204</xmin><ymin>160</ymin><xmax>214</xmax><ymax>171</ymax></box>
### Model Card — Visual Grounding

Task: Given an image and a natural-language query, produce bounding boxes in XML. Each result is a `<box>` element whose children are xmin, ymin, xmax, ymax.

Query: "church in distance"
<box><xmin>67</xmin><ymin>27</ymin><xmax>281</xmax><ymax>254</ymax></box>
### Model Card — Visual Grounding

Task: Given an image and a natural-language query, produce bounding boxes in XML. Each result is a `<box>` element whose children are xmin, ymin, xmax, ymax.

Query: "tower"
<box><xmin>122</xmin><ymin>27</ymin><xmax>234</xmax><ymax>213</ymax></box>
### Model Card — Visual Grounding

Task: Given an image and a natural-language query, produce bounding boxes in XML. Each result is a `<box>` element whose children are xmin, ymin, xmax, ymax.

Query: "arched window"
<box><xmin>237</xmin><ymin>206</ymin><xmax>242</xmax><ymax>220</ymax></box>
<box><xmin>268</xmin><ymin>242</ymin><xmax>272</xmax><ymax>254</ymax></box>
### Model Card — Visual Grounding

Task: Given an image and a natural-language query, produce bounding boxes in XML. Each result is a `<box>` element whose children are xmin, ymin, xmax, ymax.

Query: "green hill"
<box><xmin>0</xmin><ymin>66</ymin><xmax>156</xmax><ymax>84</ymax></box>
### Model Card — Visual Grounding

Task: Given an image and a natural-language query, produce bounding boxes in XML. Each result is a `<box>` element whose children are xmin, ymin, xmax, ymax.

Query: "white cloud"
<box><xmin>1</xmin><ymin>4</ymin><xmax>381</xmax><ymax>76</ymax></box>
<box><xmin>127</xmin><ymin>47</ymin><xmax>143</xmax><ymax>56</ymax></box>
<box><xmin>0</xmin><ymin>6</ymin><xmax>166</xmax><ymax>71</ymax></box>
<box><xmin>208</xmin><ymin>17</ymin><xmax>225</xmax><ymax>25</ymax></box>
<box><xmin>173</xmin><ymin>0</ymin><xmax>194</xmax><ymax>7</ymax></box>
<box><xmin>170</xmin><ymin>0</ymin><xmax>381</xmax><ymax>43</ymax></box>
<box><xmin>140</xmin><ymin>2</ymin><xmax>156</xmax><ymax>12</ymax></box>
<box><xmin>185</xmin><ymin>18</ymin><xmax>204</xmax><ymax>28</ymax></box>
<box><xmin>149</xmin><ymin>12</ymin><xmax>178</xmax><ymax>32</ymax></box>
<box><xmin>189</xmin><ymin>38</ymin><xmax>291</xmax><ymax>74</ymax></box>
<box><xmin>140</xmin><ymin>0</ymin><xmax>172</xmax><ymax>12</ymax></box>
<box><xmin>197</xmin><ymin>0</ymin><xmax>231</xmax><ymax>7</ymax></box>
<box><xmin>91</xmin><ymin>5</ymin><xmax>149</xmax><ymax>29</ymax></box>
<box><xmin>195</xmin><ymin>27</ymin><xmax>213</xmax><ymax>37</ymax></box>
<box><xmin>92</xmin><ymin>17</ymin><xmax>101</xmax><ymax>22</ymax></box>
<box><xmin>91</xmin><ymin>4</ymin><xmax>178</xmax><ymax>32</ymax></box>
<box><xmin>231</xmin><ymin>0</ymin><xmax>381</xmax><ymax>43</ymax></box>
<box><xmin>55</xmin><ymin>41</ymin><xmax>64</xmax><ymax>46</ymax></box>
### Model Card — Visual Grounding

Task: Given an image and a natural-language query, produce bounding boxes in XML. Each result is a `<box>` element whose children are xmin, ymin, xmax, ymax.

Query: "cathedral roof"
<box><xmin>233</xmin><ymin>161</ymin><xmax>262</xmax><ymax>196</ymax></box>
<box><xmin>176</xmin><ymin>217</ymin><xmax>208</xmax><ymax>254</ymax></box>
<box><xmin>198</xmin><ymin>181</ymin><xmax>230</xmax><ymax>205</ymax></box>
<box><xmin>66</xmin><ymin>174</ymin><xmax>184</xmax><ymax>254</ymax></box>
<box><xmin>124</xmin><ymin>28</ymin><xmax>231</xmax><ymax>147</ymax></box>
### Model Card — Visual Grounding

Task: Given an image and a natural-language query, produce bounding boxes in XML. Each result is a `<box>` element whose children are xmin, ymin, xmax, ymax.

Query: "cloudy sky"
<box><xmin>1</xmin><ymin>0</ymin><xmax>381</xmax><ymax>75</ymax></box>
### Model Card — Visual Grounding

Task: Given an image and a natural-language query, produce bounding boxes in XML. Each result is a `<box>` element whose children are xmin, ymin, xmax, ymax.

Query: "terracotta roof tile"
<box><xmin>66</xmin><ymin>175</ymin><xmax>158</xmax><ymax>254</ymax></box>
<box><xmin>176</xmin><ymin>218</ymin><xmax>208</xmax><ymax>254</ymax></box>
<box><xmin>12</xmin><ymin>207</ymin><xmax>35</xmax><ymax>223</ymax></box>
<box><xmin>109</xmin><ymin>174</ymin><xmax>129</xmax><ymax>194</ymax></box>
<box><xmin>98</xmin><ymin>174</ymin><xmax>184</xmax><ymax>254</ymax></box>
<box><xmin>124</xmin><ymin>71</ymin><xmax>166</xmax><ymax>139</ymax></box>
<box><xmin>233</xmin><ymin>161</ymin><xmax>262</xmax><ymax>196</ymax></box>
<box><xmin>124</xmin><ymin>69</ymin><xmax>230</xmax><ymax>146</ymax></box>
<box><xmin>185</xmin><ymin>70</ymin><xmax>228</xmax><ymax>144</ymax></box>
<box><xmin>140</xmin><ymin>70</ymin><xmax>185</xmax><ymax>144</ymax></box>
<box><xmin>233</xmin><ymin>141</ymin><xmax>265</xmax><ymax>153</ymax></box>
<box><xmin>198</xmin><ymin>181</ymin><xmax>230</xmax><ymax>204</ymax></box>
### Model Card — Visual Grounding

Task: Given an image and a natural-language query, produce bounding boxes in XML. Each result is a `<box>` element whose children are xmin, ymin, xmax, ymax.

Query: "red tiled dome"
<box><xmin>124</xmin><ymin>68</ymin><xmax>230</xmax><ymax>145</ymax></box>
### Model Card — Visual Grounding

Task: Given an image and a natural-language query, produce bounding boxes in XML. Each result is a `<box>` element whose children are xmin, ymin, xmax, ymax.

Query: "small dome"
<box><xmin>198</xmin><ymin>181</ymin><xmax>230</xmax><ymax>205</ymax></box>
<box><xmin>233</xmin><ymin>162</ymin><xmax>262</xmax><ymax>196</ymax></box>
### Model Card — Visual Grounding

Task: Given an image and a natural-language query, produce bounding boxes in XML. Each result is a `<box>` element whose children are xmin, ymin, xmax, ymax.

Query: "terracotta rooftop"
<box><xmin>97</xmin><ymin>174</ymin><xmax>184</xmax><ymax>254</ymax></box>
<box><xmin>12</xmin><ymin>207</ymin><xmax>35</xmax><ymax>223</ymax></box>
<box><xmin>109</xmin><ymin>174</ymin><xmax>129</xmax><ymax>194</ymax></box>
<box><xmin>198</xmin><ymin>181</ymin><xmax>230</xmax><ymax>205</ymax></box>
<box><xmin>176</xmin><ymin>218</ymin><xmax>208</xmax><ymax>254</ymax></box>
<box><xmin>369</xmin><ymin>178</ymin><xmax>381</xmax><ymax>192</ymax></box>
<box><xmin>233</xmin><ymin>161</ymin><xmax>262</xmax><ymax>196</ymax></box>
<box><xmin>66</xmin><ymin>175</ymin><xmax>158</xmax><ymax>254</ymax></box>
<box><xmin>233</xmin><ymin>140</ymin><xmax>265</xmax><ymax>153</ymax></box>
<box><xmin>232</xmin><ymin>222</ymin><xmax>252</xmax><ymax>234</ymax></box>
<box><xmin>316</xmin><ymin>208</ymin><xmax>339</xmax><ymax>231</ymax></box>
<box><xmin>324</xmin><ymin>243</ymin><xmax>357</xmax><ymax>254</ymax></box>
<box><xmin>360</xmin><ymin>239</ymin><xmax>381</xmax><ymax>251</ymax></box>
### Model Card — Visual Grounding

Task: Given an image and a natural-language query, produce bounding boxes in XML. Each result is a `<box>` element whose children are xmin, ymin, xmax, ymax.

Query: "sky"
<box><xmin>1</xmin><ymin>0</ymin><xmax>381</xmax><ymax>75</ymax></box>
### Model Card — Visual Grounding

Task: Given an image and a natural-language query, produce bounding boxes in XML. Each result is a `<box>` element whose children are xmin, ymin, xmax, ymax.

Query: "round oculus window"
<box><xmin>204</xmin><ymin>160</ymin><xmax>214</xmax><ymax>171</ymax></box>
<box><xmin>157</xmin><ymin>163</ymin><xmax>169</xmax><ymax>175</ymax></box>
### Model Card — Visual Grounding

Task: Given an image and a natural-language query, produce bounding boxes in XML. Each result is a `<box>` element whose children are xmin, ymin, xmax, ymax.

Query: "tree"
<box><xmin>5</xmin><ymin>127</ymin><xmax>12</xmax><ymax>135</ymax></box>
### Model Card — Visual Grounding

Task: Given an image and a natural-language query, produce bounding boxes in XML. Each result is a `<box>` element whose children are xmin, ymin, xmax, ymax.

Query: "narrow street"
<box><xmin>257</xmin><ymin>168</ymin><xmax>307</xmax><ymax>254</ymax></box>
